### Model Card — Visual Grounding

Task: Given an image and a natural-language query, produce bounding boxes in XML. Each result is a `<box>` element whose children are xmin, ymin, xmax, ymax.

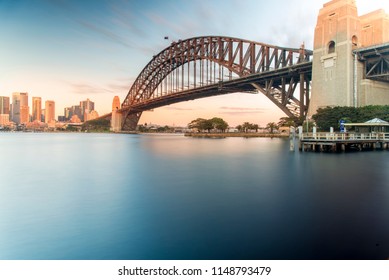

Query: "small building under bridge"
<box><xmin>344</xmin><ymin>118</ymin><xmax>389</xmax><ymax>133</ymax></box>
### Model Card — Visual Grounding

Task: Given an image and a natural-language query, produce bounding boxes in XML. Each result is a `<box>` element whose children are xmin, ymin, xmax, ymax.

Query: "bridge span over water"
<box><xmin>111</xmin><ymin>36</ymin><xmax>313</xmax><ymax>131</ymax></box>
<box><xmin>93</xmin><ymin>1</ymin><xmax>389</xmax><ymax>132</ymax></box>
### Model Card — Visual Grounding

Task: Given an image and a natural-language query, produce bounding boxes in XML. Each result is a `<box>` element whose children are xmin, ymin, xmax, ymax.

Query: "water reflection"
<box><xmin>0</xmin><ymin>133</ymin><xmax>388</xmax><ymax>259</ymax></box>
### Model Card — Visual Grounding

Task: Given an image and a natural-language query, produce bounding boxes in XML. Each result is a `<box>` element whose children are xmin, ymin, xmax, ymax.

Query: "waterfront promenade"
<box><xmin>299</xmin><ymin>132</ymin><xmax>389</xmax><ymax>152</ymax></box>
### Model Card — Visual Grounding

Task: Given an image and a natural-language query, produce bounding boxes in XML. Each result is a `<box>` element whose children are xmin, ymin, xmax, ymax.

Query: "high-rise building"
<box><xmin>11</xmin><ymin>92</ymin><xmax>29</xmax><ymax>124</ymax></box>
<box><xmin>32</xmin><ymin>97</ymin><xmax>42</xmax><ymax>121</ymax></box>
<box><xmin>80</xmin><ymin>98</ymin><xmax>94</xmax><ymax>122</ymax></box>
<box><xmin>45</xmin><ymin>100</ymin><xmax>55</xmax><ymax>124</ymax></box>
<box><xmin>0</xmin><ymin>114</ymin><xmax>9</xmax><ymax>126</ymax></box>
<box><xmin>11</xmin><ymin>93</ymin><xmax>21</xmax><ymax>124</ymax></box>
<box><xmin>20</xmin><ymin>105</ymin><xmax>29</xmax><ymax>124</ymax></box>
<box><xmin>0</xmin><ymin>96</ymin><xmax>10</xmax><ymax>114</ymax></box>
<box><xmin>19</xmin><ymin>92</ymin><xmax>29</xmax><ymax>124</ymax></box>
<box><xmin>71</xmin><ymin>105</ymin><xmax>82</xmax><ymax>121</ymax></box>
<box><xmin>64</xmin><ymin>107</ymin><xmax>71</xmax><ymax>121</ymax></box>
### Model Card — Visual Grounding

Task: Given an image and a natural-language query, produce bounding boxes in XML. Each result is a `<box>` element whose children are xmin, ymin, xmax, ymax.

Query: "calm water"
<box><xmin>0</xmin><ymin>133</ymin><xmax>388</xmax><ymax>260</ymax></box>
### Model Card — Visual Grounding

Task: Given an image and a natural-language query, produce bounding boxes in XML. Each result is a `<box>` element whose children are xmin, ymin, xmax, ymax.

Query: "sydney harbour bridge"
<box><xmin>105</xmin><ymin>34</ymin><xmax>389</xmax><ymax>131</ymax></box>
<box><xmin>99</xmin><ymin>0</ymin><xmax>389</xmax><ymax>132</ymax></box>
<box><xmin>112</xmin><ymin>36</ymin><xmax>313</xmax><ymax>131</ymax></box>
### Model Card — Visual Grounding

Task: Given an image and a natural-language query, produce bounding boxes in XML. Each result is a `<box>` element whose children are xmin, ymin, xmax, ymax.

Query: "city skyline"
<box><xmin>0</xmin><ymin>92</ymin><xmax>99</xmax><ymax>126</ymax></box>
<box><xmin>1</xmin><ymin>0</ymin><xmax>388</xmax><ymax>126</ymax></box>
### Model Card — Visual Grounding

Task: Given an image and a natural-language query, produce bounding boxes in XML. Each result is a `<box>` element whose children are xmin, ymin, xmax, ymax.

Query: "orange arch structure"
<box><xmin>120</xmin><ymin>36</ymin><xmax>312</xmax><ymax>130</ymax></box>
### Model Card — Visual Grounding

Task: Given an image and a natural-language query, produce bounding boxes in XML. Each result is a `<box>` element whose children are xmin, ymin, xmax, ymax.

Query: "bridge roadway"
<box><xmin>119</xmin><ymin>60</ymin><xmax>312</xmax><ymax>114</ymax></box>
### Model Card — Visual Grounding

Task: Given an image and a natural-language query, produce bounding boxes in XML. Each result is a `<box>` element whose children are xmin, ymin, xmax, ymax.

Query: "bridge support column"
<box><xmin>110</xmin><ymin>110</ymin><xmax>122</xmax><ymax>132</ymax></box>
<box><xmin>121</xmin><ymin>111</ymin><xmax>142</xmax><ymax>131</ymax></box>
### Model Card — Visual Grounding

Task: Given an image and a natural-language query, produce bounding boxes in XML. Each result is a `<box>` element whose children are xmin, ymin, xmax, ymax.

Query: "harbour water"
<box><xmin>0</xmin><ymin>133</ymin><xmax>388</xmax><ymax>260</ymax></box>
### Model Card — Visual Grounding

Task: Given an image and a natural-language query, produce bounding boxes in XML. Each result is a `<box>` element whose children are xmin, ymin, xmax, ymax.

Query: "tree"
<box><xmin>252</xmin><ymin>124</ymin><xmax>259</xmax><ymax>132</ymax></box>
<box><xmin>202</xmin><ymin>119</ymin><xmax>214</xmax><ymax>132</ymax></box>
<box><xmin>210</xmin><ymin>117</ymin><xmax>228</xmax><ymax>132</ymax></box>
<box><xmin>188</xmin><ymin>118</ymin><xmax>207</xmax><ymax>132</ymax></box>
<box><xmin>265</xmin><ymin>122</ymin><xmax>278</xmax><ymax>133</ymax></box>
<box><xmin>278</xmin><ymin>117</ymin><xmax>297</xmax><ymax>128</ymax></box>
<box><xmin>189</xmin><ymin>117</ymin><xmax>229</xmax><ymax>132</ymax></box>
<box><xmin>242</xmin><ymin>122</ymin><xmax>251</xmax><ymax>133</ymax></box>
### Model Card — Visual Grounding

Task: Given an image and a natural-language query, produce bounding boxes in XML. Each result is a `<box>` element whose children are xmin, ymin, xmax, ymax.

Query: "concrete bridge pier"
<box><xmin>110</xmin><ymin>110</ymin><xmax>122</xmax><ymax>132</ymax></box>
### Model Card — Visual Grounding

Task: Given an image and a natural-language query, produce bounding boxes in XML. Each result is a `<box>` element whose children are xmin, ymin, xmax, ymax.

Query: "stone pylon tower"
<box><xmin>309</xmin><ymin>0</ymin><xmax>360</xmax><ymax>115</ymax></box>
<box><xmin>309</xmin><ymin>0</ymin><xmax>389</xmax><ymax>116</ymax></box>
<box><xmin>110</xmin><ymin>96</ymin><xmax>122</xmax><ymax>132</ymax></box>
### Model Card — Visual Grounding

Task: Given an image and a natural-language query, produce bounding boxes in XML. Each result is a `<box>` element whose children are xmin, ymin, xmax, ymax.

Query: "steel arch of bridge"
<box><xmin>121</xmin><ymin>36</ymin><xmax>313</xmax><ymax>130</ymax></box>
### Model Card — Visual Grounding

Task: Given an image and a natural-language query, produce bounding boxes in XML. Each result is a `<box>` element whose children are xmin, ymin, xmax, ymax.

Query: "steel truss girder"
<box><xmin>365</xmin><ymin>57</ymin><xmax>389</xmax><ymax>82</ymax></box>
<box><xmin>121</xmin><ymin>36</ymin><xmax>313</xmax><ymax>129</ymax></box>
<box><xmin>354</xmin><ymin>43</ymin><xmax>389</xmax><ymax>83</ymax></box>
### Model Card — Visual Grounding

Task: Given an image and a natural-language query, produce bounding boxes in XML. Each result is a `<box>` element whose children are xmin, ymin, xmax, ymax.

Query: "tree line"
<box><xmin>188</xmin><ymin>117</ymin><xmax>295</xmax><ymax>133</ymax></box>
<box><xmin>312</xmin><ymin>105</ymin><xmax>389</xmax><ymax>131</ymax></box>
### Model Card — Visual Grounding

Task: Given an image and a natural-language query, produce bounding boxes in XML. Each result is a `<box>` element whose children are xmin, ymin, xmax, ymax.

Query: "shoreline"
<box><xmin>184</xmin><ymin>132</ymin><xmax>288</xmax><ymax>138</ymax></box>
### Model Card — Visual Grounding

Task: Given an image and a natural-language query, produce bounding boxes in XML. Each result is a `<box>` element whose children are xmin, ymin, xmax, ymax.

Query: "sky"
<box><xmin>1</xmin><ymin>0</ymin><xmax>388</xmax><ymax>127</ymax></box>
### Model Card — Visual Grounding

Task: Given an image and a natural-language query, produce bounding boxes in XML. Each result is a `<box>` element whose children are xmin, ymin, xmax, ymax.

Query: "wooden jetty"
<box><xmin>299</xmin><ymin>132</ymin><xmax>389</xmax><ymax>152</ymax></box>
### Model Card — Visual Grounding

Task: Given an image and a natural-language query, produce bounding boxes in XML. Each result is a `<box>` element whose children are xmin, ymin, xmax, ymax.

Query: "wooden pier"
<box><xmin>299</xmin><ymin>132</ymin><xmax>389</xmax><ymax>152</ymax></box>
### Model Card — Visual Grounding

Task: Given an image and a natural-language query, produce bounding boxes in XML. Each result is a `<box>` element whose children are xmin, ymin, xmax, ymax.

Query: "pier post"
<box><xmin>298</xmin><ymin>126</ymin><xmax>303</xmax><ymax>151</ymax></box>
<box><xmin>290</xmin><ymin>127</ymin><xmax>296</xmax><ymax>151</ymax></box>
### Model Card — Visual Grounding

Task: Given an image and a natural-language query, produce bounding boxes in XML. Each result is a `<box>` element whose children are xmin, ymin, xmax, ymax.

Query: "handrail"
<box><xmin>301</xmin><ymin>132</ymin><xmax>389</xmax><ymax>141</ymax></box>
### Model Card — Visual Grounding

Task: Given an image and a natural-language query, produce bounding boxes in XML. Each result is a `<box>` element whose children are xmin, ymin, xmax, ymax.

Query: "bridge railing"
<box><xmin>301</xmin><ymin>132</ymin><xmax>389</xmax><ymax>141</ymax></box>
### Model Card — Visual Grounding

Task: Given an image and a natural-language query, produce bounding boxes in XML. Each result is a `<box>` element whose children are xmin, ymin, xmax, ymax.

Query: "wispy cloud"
<box><xmin>76</xmin><ymin>19</ymin><xmax>133</xmax><ymax>49</ymax></box>
<box><xmin>67</xmin><ymin>82</ymin><xmax>114</xmax><ymax>95</ymax></box>
<box><xmin>219</xmin><ymin>106</ymin><xmax>268</xmax><ymax>115</ymax></box>
<box><xmin>164</xmin><ymin>106</ymin><xmax>194</xmax><ymax>111</ymax></box>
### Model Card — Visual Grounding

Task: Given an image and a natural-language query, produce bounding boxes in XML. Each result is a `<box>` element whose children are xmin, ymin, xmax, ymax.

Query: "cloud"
<box><xmin>67</xmin><ymin>82</ymin><xmax>115</xmax><ymax>95</ymax></box>
<box><xmin>219</xmin><ymin>106</ymin><xmax>268</xmax><ymax>115</ymax></box>
<box><xmin>76</xmin><ymin>19</ymin><xmax>134</xmax><ymax>49</ymax></box>
<box><xmin>164</xmin><ymin>106</ymin><xmax>194</xmax><ymax>111</ymax></box>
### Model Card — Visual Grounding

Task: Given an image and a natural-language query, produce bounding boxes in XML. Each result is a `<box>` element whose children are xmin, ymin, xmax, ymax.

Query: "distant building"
<box><xmin>85</xmin><ymin>110</ymin><xmax>99</xmax><ymax>121</ymax></box>
<box><xmin>32</xmin><ymin>97</ymin><xmax>42</xmax><ymax>121</ymax></box>
<box><xmin>80</xmin><ymin>98</ymin><xmax>94</xmax><ymax>122</ymax></box>
<box><xmin>45</xmin><ymin>100</ymin><xmax>55</xmax><ymax>124</ymax></box>
<box><xmin>71</xmin><ymin>105</ymin><xmax>82</xmax><ymax>121</ymax></box>
<box><xmin>20</xmin><ymin>105</ymin><xmax>29</xmax><ymax>124</ymax></box>
<box><xmin>11</xmin><ymin>92</ymin><xmax>29</xmax><ymax>124</ymax></box>
<box><xmin>64</xmin><ymin>107</ymin><xmax>71</xmax><ymax>121</ymax></box>
<box><xmin>70</xmin><ymin>114</ymin><xmax>81</xmax><ymax>123</ymax></box>
<box><xmin>0</xmin><ymin>96</ymin><xmax>10</xmax><ymax>115</ymax></box>
<box><xmin>0</xmin><ymin>114</ymin><xmax>9</xmax><ymax>126</ymax></box>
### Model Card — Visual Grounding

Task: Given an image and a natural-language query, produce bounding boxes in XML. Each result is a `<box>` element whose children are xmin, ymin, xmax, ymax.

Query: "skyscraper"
<box><xmin>0</xmin><ymin>96</ymin><xmax>10</xmax><ymax>126</ymax></box>
<box><xmin>45</xmin><ymin>100</ymin><xmax>55</xmax><ymax>124</ymax></box>
<box><xmin>19</xmin><ymin>92</ymin><xmax>29</xmax><ymax>124</ymax></box>
<box><xmin>11</xmin><ymin>92</ymin><xmax>29</xmax><ymax>124</ymax></box>
<box><xmin>0</xmin><ymin>96</ymin><xmax>10</xmax><ymax>114</ymax></box>
<box><xmin>32</xmin><ymin>97</ymin><xmax>42</xmax><ymax>122</ymax></box>
<box><xmin>80</xmin><ymin>98</ymin><xmax>94</xmax><ymax>122</ymax></box>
